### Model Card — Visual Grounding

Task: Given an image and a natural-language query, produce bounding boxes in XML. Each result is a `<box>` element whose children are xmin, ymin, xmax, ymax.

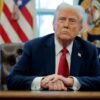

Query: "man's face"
<box><xmin>53</xmin><ymin>9</ymin><xmax>82</xmax><ymax>41</ymax></box>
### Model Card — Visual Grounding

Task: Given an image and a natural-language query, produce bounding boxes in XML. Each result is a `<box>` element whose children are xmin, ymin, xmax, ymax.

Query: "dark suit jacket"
<box><xmin>7</xmin><ymin>34</ymin><xmax>100</xmax><ymax>91</ymax></box>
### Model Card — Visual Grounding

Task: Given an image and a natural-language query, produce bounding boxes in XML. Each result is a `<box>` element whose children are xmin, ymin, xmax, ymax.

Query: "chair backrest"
<box><xmin>0</xmin><ymin>43</ymin><xmax>23</xmax><ymax>90</ymax></box>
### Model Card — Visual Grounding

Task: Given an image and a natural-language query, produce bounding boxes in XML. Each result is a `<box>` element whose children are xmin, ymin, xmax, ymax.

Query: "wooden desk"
<box><xmin>0</xmin><ymin>91</ymin><xmax>100</xmax><ymax>100</ymax></box>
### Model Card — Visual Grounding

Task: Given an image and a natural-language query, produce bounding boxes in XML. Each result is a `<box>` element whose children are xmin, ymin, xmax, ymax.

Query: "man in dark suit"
<box><xmin>7</xmin><ymin>3</ymin><xmax>100</xmax><ymax>91</ymax></box>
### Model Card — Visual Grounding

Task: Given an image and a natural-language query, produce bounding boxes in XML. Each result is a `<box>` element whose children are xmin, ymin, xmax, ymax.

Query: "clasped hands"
<box><xmin>41</xmin><ymin>74</ymin><xmax>74</xmax><ymax>91</ymax></box>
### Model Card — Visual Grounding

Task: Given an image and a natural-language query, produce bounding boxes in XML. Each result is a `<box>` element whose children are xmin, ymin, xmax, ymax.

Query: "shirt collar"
<box><xmin>55</xmin><ymin>36</ymin><xmax>73</xmax><ymax>56</ymax></box>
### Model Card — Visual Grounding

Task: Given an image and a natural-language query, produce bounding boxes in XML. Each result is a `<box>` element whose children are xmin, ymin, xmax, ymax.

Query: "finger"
<box><xmin>50</xmin><ymin>75</ymin><xmax>63</xmax><ymax>83</ymax></box>
<box><xmin>60</xmin><ymin>77</ymin><xmax>68</xmax><ymax>85</ymax></box>
<box><xmin>59</xmin><ymin>81</ymin><xmax>68</xmax><ymax>91</ymax></box>
<box><xmin>48</xmin><ymin>82</ymin><xmax>54</xmax><ymax>90</ymax></box>
<box><xmin>42</xmin><ymin>74</ymin><xmax>55</xmax><ymax>86</ymax></box>
<box><xmin>41</xmin><ymin>82</ymin><xmax>49</xmax><ymax>89</ymax></box>
<box><xmin>48</xmin><ymin>80</ymin><xmax>67</xmax><ymax>91</ymax></box>
<box><xmin>61</xmin><ymin>77</ymin><xmax>74</xmax><ymax>87</ymax></box>
<box><xmin>53</xmin><ymin>82</ymin><xmax>58</xmax><ymax>90</ymax></box>
<box><xmin>56</xmin><ymin>80</ymin><xmax>67</xmax><ymax>91</ymax></box>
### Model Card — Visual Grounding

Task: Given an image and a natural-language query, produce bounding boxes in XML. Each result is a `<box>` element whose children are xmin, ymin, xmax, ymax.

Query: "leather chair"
<box><xmin>0</xmin><ymin>43</ymin><xmax>23</xmax><ymax>90</ymax></box>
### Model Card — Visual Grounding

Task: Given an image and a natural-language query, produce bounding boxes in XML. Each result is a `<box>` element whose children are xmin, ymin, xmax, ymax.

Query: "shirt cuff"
<box><xmin>70</xmin><ymin>76</ymin><xmax>81</xmax><ymax>91</ymax></box>
<box><xmin>31</xmin><ymin>77</ymin><xmax>43</xmax><ymax>91</ymax></box>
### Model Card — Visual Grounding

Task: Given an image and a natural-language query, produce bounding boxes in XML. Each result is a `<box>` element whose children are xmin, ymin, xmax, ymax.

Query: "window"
<box><xmin>36</xmin><ymin>0</ymin><xmax>74</xmax><ymax>37</ymax></box>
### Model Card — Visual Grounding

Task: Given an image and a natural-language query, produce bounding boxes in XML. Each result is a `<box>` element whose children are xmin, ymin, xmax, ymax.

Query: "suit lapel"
<box><xmin>70</xmin><ymin>38</ymin><xmax>84</xmax><ymax>76</ymax></box>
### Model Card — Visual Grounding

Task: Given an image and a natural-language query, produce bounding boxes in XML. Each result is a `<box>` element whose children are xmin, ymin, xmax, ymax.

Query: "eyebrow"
<box><xmin>67</xmin><ymin>16</ymin><xmax>78</xmax><ymax>20</ymax></box>
<box><xmin>58</xmin><ymin>16</ymin><xmax>78</xmax><ymax>20</ymax></box>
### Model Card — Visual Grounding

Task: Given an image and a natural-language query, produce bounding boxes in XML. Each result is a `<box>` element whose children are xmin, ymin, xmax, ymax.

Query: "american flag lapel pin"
<box><xmin>78</xmin><ymin>52</ymin><xmax>81</xmax><ymax>58</ymax></box>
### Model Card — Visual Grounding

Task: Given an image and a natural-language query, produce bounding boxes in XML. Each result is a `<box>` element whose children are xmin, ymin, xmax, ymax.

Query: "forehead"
<box><xmin>57</xmin><ymin>9</ymin><xmax>81</xmax><ymax>19</ymax></box>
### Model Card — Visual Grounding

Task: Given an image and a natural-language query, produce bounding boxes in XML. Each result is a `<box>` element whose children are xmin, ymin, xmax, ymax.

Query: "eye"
<box><xmin>69</xmin><ymin>18</ymin><xmax>77</xmax><ymax>23</ymax></box>
<box><xmin>58</xmin><ymin>17</ymin><xmax>66</xmax><ymax>22</ymax></box>
<box><xmin>68</xmin><ymin>18</ymin><xmax>78</xmax><ymax>25</ymax></box>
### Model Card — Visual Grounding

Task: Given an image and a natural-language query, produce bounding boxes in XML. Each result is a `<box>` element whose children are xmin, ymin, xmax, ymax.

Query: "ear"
<box><xmin>79</xmin><ymin>24</ymin><xmax>83</xmax><ymax>34</ymax></box>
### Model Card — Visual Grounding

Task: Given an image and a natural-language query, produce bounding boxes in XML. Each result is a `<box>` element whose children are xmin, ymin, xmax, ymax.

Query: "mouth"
<box><xmin>62</xmin><ymin>28</ymin><xmax>69</xmax><ymax>33</ymax></box>
<box><xmin>62</xmin><ymin>31</ymin><xmax>69</xmax><ymax>34</ymax></box>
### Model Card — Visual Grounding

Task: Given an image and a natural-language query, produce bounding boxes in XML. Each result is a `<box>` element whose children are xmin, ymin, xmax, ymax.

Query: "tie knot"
<box><xmin>62</xmin><ymin>48</ymin><xmax>67</xmax><ymax>54</ymax></box>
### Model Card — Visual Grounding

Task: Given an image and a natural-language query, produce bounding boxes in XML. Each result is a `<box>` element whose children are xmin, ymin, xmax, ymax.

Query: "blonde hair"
<box><xmin>53</xmin><ymin>3</ymin><xmax>83</xmax><ymax>24</ymax></box>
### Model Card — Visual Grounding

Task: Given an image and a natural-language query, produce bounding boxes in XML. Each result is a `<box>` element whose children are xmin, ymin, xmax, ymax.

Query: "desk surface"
<box><xmin>0</xmin><ymin>91</ymin><xmax>100</xmax><ymax>100</ymax></box>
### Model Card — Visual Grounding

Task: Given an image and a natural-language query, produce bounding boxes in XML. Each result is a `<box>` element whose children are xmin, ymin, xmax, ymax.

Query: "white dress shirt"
<box><xmin>31</xmin><ymin>36</ymin><xmax>81</xmax><ymax>91</ymax></box>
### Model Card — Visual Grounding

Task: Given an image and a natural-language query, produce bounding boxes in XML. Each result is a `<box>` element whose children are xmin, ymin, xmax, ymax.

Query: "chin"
<box><xmin>60</xmin><ymin>35</ymin><xmax>71</xmax><ymax>40</ymax></box>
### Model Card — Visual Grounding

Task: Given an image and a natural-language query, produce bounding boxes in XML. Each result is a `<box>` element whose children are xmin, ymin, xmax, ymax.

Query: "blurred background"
<box><xmin>0</xmin><ymin>0</ymin><xmax>100</xmax><ymax>41</ymax></box>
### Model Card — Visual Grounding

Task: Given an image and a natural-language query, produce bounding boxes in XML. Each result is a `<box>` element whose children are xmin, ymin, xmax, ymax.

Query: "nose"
<box><xmin>63</xmin><ymin>19</ymin><xmax>69</xmax><ymax>28</ymax></box>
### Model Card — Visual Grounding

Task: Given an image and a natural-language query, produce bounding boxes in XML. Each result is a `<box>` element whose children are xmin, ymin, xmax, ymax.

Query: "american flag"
<box><xmin>0</xmin><ymin>0</ymin><xmax>35</xmax><ymax>44</ymax></box>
